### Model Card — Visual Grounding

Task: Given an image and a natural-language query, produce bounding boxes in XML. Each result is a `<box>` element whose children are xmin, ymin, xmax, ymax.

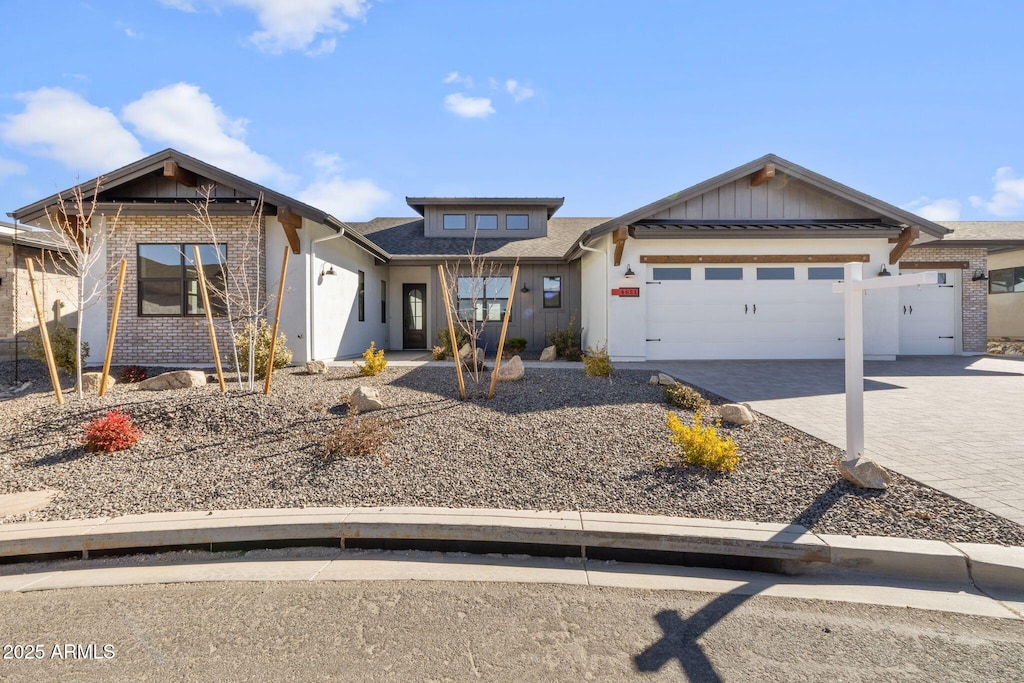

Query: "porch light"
<box><xmin>878</xmin><ymin>264</ymin><xmax>891</xmax><ymax>277</ymax></box>
<box><xmin>972</xmin><ymin>270</ymin><xmax>988</xmax><ymax>282</ymax></box>
<box><xmin>624</xmin><ymin>265</ymin><xmax>635</xmax><ymax>279</ymax></box>
<box><xmin>520</xmin><ymin>284</ymin><xmax>530</xmax><ymax>293</ymax></box>
<box><xmin>320</xmin><ymin>263</ymin><xmax>336</xmax><ymax>277</ymax></box>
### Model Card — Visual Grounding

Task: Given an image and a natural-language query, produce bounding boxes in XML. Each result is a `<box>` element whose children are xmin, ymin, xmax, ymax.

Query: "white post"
<box><xmin>844</xmin><ymin>263</ymin><xmax>865</xmax><ymax>462</ymax></box>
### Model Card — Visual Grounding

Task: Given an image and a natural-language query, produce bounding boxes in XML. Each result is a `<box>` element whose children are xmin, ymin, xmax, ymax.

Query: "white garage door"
<box><xmin>645</xmin><ymin>265</ymin><xmax>846</xmax><ymax>360</ymax></box>
<box><xmin>899</xmin><ymin>270</ymin><xmax>957</xmax><ymax>355</ymax></box>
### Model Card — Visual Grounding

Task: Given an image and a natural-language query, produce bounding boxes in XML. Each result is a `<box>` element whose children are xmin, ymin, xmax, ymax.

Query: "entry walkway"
<box><xmin>657</xmin><ymin>356</ymin><xmax>1024</xmax><ymax>527</ymax></box>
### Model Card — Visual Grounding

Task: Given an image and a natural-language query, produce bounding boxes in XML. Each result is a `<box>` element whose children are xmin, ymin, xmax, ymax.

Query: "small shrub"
<box><xmin>562</xmin><ymin>347</ymin><xmax>583</xmax><ymax>362</ymax></box>
<box><xmin>83</xmin><ymin>410</ymin><xmax>141</xmax><ymax>453</ymax></box>
<box><xmin>436</xmin><ymin>328</ymin><xmax>470</xmax><ymax>357</ymax></box>
<box><xmin>547</xmin><ymin>315</ymin><xmax>581</xmax><ymax>358</ymax></box>
<box><xmin>504</xmin><ymin>337</ymin><xmax>527</xmax><ymax>353</ymax></box>
<box><xmin>27</xmin><ymin>323</ymin><xmax>88</xmax><ymax>375</ymax></box>
<box><xmin>666</xmin><ymin>411</ymin><xmax>739</xmax><ymax>473</ymax></box>
<box><xmin>321</xmin><ymin>405</ymin><xmax>394</xmax><ymax>460</ymax></box>
<box><xmin>233</xmin><ymin>319</ymin><xmax>293</xmax><ymax>378</ymax></box>
<box><xmin>431</xmin><ymin>345</ymin><xmax>447</xmax><ymax>361</ymax></box>
<box><xmin>354</xmin><ymin>341</ymin><xmax>387</xmax><ymax>376</ymax></box>
<box><xmin>582</xmin><ymin>344</ymin><xmax>614</xmax><ymax>377</ymax></box>
<box><xmin>663</xmin><ymin>382</ymin><xmax>711</xmax><ymax>413</ymax></box>
<box><xmin>119</xmin><ymin>365</ymin><xmax>147</xmax><ymax>383</ymax></box>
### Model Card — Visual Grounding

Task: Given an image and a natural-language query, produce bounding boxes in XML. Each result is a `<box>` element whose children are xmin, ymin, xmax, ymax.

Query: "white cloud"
<box><xmin>122</xmin><ymin>82</ymin><xmax>283</xmax><ymax>182</ymax></box>
<box><xmin>298</xmin><ymin>176</ymin><xmax>389</xmax><ymax>220</ymax></box>
<box><xmin>505</xmin><ymin>79</ymin><xmax>534</xmax><ymax>103</ymax></box>
<box><xmin>968</xmin><ymin>166</ymin><xmax>1024</xmax><ymax>217</ymax></box>
<box><xmin>306</xmin><ymin>150</ymin><xmax>343</xmax><ymax>174</ymax></box>
<box><xmin>0</xmin><ymin>87</ymin><xmax>144</xmax><ymax>172</ymax></box>
<box><xmin>444</xmin><ymin>93</ymin><xmax>495</xmax><ymax>119</ymax></box>
<box><xmin>161</xmin><ymin>0</ymin><xmax>371</xmax><ymax>54</ymax></box>
<box><xmin>443</xmin><ymin>71</ymin><xmax>473</xmax><ymax>88</ymax></box>
<box><xmin>904</xmin><ymin>196</ymin><xmax>961</xmax><ymax>221</ymax></box>
<box><xmin>0</xmin><ymin>157</ymin><xmax>27</xmax><ymax>181</ymax></box>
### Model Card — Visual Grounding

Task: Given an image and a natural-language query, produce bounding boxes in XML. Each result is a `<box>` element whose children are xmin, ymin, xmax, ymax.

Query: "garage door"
<box><xmin>645</xmin><ymin>265</ymin><xmax>846</xmax><ymax>360</ymax></box>
<box><xmin>899</xmin><ymin>270</ymin><xmax>957</xmax><ymax>355</ymax></box>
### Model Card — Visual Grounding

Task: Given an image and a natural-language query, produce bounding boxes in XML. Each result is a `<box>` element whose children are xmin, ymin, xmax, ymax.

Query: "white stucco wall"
<box><xmin>579</xmin><ymin>235</ymin><xmax>609</xmax><ymax>351</ymax></box>
<box><xmin>988</xmin><ymin>249</ymin><xmax>1024</xmax><ymax>338</ymax></box>
<box><xmin>80</xmin><ymin>216</ymin><xmax>109</xmax><ymax>364</ymax></box>
<box><xmin>266</xmin><ymin>217</ymin><xmax>310</xmax><ymax>364</ymax></box>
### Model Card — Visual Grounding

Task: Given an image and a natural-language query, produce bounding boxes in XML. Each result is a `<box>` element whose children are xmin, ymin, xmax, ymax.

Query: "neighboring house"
<box><xmin>8</xmin><ymin>151</ymin><xmax>1024</xmax><ymax>366</ymax></box>
<box><xmin>0</xmin><ymin>220</ymin><xmax>78</xmax><ymax>361</ymax></box>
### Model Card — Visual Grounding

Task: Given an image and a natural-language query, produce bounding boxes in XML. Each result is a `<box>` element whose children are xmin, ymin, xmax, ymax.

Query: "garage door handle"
<box><xmin>939</xmin><ymin>336</ymin><xmax>954</xmax><ymax>339</ymax></box>
<box><xmin>752</xmin><ymin>304</ymin><xmax>756</xmax><ymax>314</ymax></box>
<box><xmin>903</xmin><ymin>305</ymin><xmax>907</xmax><ymax>314</ymax></box>
<box><xmin>646</xmin><ymin>338</ymin><xmax>661</xmax><ymax>342</ymax></box>
<box><xmin>909</xmin><ymin>305</ymin><xmax>913</xmax><ymax>314</ymax></box>
<box><xmin>744</xmin><ymin>304</ymin><xmax>748</xmax><ymax>314</ymax></box>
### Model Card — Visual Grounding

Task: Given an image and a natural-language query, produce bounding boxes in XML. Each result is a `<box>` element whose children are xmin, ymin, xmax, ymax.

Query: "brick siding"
<box><xmin>904</xmin><ymin>245</ymin><xmax>987</xmax><ymax>353</ymax></box>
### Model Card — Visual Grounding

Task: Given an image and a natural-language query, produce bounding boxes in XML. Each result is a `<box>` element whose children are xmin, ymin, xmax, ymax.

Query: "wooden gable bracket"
<box><xmin>612</xmin><ymin>226</ymin><xmax>629</xmax><ymax>267</ymax></box>
<box><xmin>888</xmin><ymin>225</ymin><xmax>920</xmax><ymax>265</ymax></box>
<box><xmin>277</xmin><ymin>206</ymin><xmax>303</xmax><ymax>254</ymax></box>
<box><xmin>163</xmin><ymin>160</ymin><xmax>198</xmax><ymax>188</ymax></box>
<box><xmin>749</xmin><ymin>163</ymin><xmax>776</xmax><ymax>187</ymax></box>
<box><xmin>46</xmin><ymin>207</ymin><xmax>89</xmax><ymax>250</ymax></box>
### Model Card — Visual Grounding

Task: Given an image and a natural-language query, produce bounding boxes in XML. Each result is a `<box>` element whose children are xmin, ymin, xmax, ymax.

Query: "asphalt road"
<box><xmin>0</xmin><ymin>580</ymin><xmax>1022</xmax><ymax>682</ymax></box>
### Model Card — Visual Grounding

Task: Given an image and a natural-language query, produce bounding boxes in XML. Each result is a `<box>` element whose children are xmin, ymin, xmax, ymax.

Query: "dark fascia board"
<box><xmin>406</xmin><ymin>197</ymin><xmax>565</xmax><ymax>218</ymax></box>
<box><xmin>9</xmin><ymin>148</ymin><xmax>330</xmax><ymax>226</ymax></box>
<box><xmin>323</xmin><ymin>216</ymin><xmax>392</xmax><ymax>262</ymax></box>
<box><xmin>564</xmin><ymin>153</ymin><xmax>951</xmax><ymax>260</ymax></box>
<box><xmin>387</xmin><ymin>255</ymin><xmax>569</xmax><ymax>266</ymax></box>
<box><xmin>909</xmin><ymin>239</ymin><xmax>1024</xmax><ymax>252</ymax></box>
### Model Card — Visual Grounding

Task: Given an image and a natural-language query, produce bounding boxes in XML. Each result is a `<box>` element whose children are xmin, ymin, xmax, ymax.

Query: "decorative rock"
<box><xmin>719</xmin><ymin>403</ymin><xmax>755</xmax><ymax>426</ymax></box>
<box><xmin>649</xmin><ymin>375</ymin><xmax>659</xmax><ymax>385</ymax></box>
<box><xmin>81</xmin><ymin>372</ymin><xmax>115</xmax><ymax>394</ymax></box>
<box><xmin>305</xmin><ymin>360</ymin><xmax>327</xmax><ymax>374</ymax></box>
<box><xmin>458</xmin><ymin>343</ymin><xmax>473</xmax><ymax>360</ymax></box>
<box><xmin>837</xmin><ymin>456</ymin><xmax>893</xmax><ymax>490</ymax></box>
<box><xmin>350</xmin><ymin>386</ymin><xmax>384</xmax><ymax>412</ymax></box>
<box><xmin>137</xmin><ymin>370</ymin><xmax>209</xmax><ymax>391</ymax></box>
<box><xmin>495</xmin><ymin>355</ymin><xmax>525</xmax><ymax>382</ymax></box>
<box><xmin>657</xmin><ymin>373</ymin><xmax>676</xmax><ymax>386</ymax></box>
<box><xmin>539</xmin><ymin>345</ymin><xmax>557</xmax><ymax>362</ymax></box>
<box><xmin>11</xmin><ymin>381</ymin><xmax>32</xmax><ymax>394</ymax></box>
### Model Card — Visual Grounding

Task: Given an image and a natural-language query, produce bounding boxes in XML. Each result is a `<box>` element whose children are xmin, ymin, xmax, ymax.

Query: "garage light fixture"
<box><xmin>521</xmin><ymin>283</ymin><xmax>530</xmax><ymax>293</ymax></box>
<box><xmin>972</xmin><ymin>270</ymin><xmax>988</xmax><ymax>282</ymax></box>
<box><xmin>320</xmin><ymin>263</ymin><xmax>336</xmax><ymax>277</ymax></box>
<box><xmin>624</xmin><ymin>265</ymin><xmax>635</xmax><ymax>279</ymax></box>
<box><xmin>878</xmin><ymin>264</ymin><xmax>891</xmax><ymax>277</ymax></box>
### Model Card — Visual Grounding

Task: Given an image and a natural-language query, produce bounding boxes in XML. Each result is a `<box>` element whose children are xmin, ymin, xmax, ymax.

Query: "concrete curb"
<box><xmin>1</xmin><ymin>507</ymin><xmax>1022</xmax><ymax>594</ymax></box>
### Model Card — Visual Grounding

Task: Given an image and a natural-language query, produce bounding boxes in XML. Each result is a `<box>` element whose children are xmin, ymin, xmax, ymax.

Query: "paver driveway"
<box><xmin>656</xmin><ymin>356</ymin><xmax>1024</xmax><ymax>526</ymax></box>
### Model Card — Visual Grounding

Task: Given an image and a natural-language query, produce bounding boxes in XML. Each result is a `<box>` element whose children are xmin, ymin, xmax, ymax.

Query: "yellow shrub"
<box><xmin>354</xmin><ymin>342</ymin><xmax>387</xmax><ymax>376</ymax></box>
<box><xmin>666</xmin><ymin>411</ymin><xmax>739</xmax><ymax>473</ymax></box>
<box><xmin>582</xmin><ymin>344</ymin><xmax>614</xmax><ymax>377</ymax></box>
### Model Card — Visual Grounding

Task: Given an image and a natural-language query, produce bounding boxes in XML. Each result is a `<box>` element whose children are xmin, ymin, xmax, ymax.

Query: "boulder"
<box><xmin>649</xmin><ymin>375</ymin><xmax>660</xmax><ymax>385</ymax></box>
<box><xmin>81</xmin><ymin>372</ymin><xmax>116</xmax><ymax>394</ymax></box>
<box><xmin>305</xmin><ymin>360</ymin><xmax>327</xmax><ymax>375</ymax></box>
<box><xmin>719</xmin><ymin>403</ymin><xmax>755</xmax><ymax>426</ymax></box>
<box><xmin>495</xmin><ymin>355</ymin><xmax>525</xmax><ymax>382</ymax></box>
<box><xmin>458</xmin><ymin>343</ymin><xmax>473</xmax><ymax>359</ymax></box>
<box><xmin>836</xmin><ymin>456</ymin><xmax>892</xmax><ymax>490</ymax></box>
<box><xmin>137</xmin><ymin>370</ymin><xmax>209</xmax><ymax>391</ymax></box>
<box><xmin>350</xmin><ymin>386</ymin><xmax>384</xmax><ymax>412</ymax></box>
<box><xmin>539</xmin><ymin>345</ymin><xmax>557</xmax><ymax>362</ymax></box>
<box><xmin>657</xmin><ymin>373</ymin><xmax>676</xmax><ymax>387</ymax></box>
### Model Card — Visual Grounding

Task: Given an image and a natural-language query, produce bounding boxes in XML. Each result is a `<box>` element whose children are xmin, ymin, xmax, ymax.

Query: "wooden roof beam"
<box><xmin>612</xmin><ymin>226</ymin><xmax>629</xmax><ymax>267</ymax></box>
<box><xmin>888</xmin><ymin>225</ymin><xmax>920</xmax><ymax>265</ymax></box>
<box><xmin>46</xmin><ymin>207</ymin><xmax>89</xmax><ymax>249</ymax></box>
<box><xmin>163</xmin><ymin>160</ymin><xmax>198</xmax><ymax>188</ymax></box>
<box><xmin>749</xmin><ymin>163</ymin><xmax>776</xmax><ymax>187</ymax></box>
<box><xmin>277</xmin><ymin>206</ymin><xmax>302</xmax><ymax>254</ymax></box>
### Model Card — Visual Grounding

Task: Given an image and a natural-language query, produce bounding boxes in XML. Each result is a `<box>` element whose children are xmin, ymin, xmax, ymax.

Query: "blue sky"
<box><xmin>2</xmin><ymin>1</ymin><xmax>1023</xmax><ymax>223</ymax></box>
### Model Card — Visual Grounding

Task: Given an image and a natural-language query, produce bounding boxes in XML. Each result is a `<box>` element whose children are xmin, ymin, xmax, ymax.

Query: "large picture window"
<box><xmin>138</xmin><ymin>244</ymin><xmax>227</xmax><ymax>316</ymax></box>
<box><xmin>457</xmin><ymin>276</ymin><xmax>511</xmax><ymax>321</ymax></box>
<box><xmin>989</xmin><ymin>267</ymin><xmax>1024</xmax><ymax>294</ymax></box>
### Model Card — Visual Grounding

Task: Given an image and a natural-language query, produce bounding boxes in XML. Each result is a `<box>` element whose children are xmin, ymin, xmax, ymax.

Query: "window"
<box><xmin>475</xmin><ymin>214</ymin><xmax>498</xmax><ymax>230</ymax></box>
<box><xmin>443</xmin><ymin>214</ymin><xmax>467</xmax><ymax>230</ymax></box>
<box><xmin>704</xmin><ymin>267</ymin><xmax>743</xmax><ymax>281</ymax></box>
<box><xmin>381</xmin><ymin>280</ymin><xmax>387</xmax><ymax>323</ymax></box>
<box><xmin>652</xmin><ymin>267</ymin><xmax>691</xmax><ymax>280</ymax></box>
<box><xmin>808</xmin><ymin>267</ymin><xmax>845</xmax><ymax>280</ymax></box>
<box><xmin>756</xmin><ymin>267</ymin><xmax>795</xmax><ymax>280</ymax></box>
<box><xmin>457</xmin><ymin>276</ymin><xmax>511</xmax><ymax>321</ymax></box>
<box><xmin>138</xmin><ymin>244</ymin><xmax>226</xmax><ymax>316</ymax></box>
<box><xmin>358</xmin><ymin>270</ymin><xmax>365</xmax><ymax>321</ymax></box>
<box><xmin>543</xmin><ymin>276</ymin><xmax>562</xmax><ymax>308</ymax></box>
<box><xmin>989</xmin><ymin>267</ymin><xmax>1024</xmax><ymax>294</ymax></box>
<box><xmin>506</xmin><ymin>214</ymin><xmax>529</xmax><ymax>230</ymax></box>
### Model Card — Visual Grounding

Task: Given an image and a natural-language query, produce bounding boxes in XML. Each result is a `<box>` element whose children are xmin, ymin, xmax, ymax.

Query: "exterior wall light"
<box><xmin>320</xmin><ymin>263</ymin><xmax>336</xmax><ymax>277</ymax></box>
<box><xmin>878</xmin><ymin>264</ymin><xmax>892</xmax><ymax>277</ymax></box>
<box><xmin>624</xmin><ymin>265</ymin><xmax>635</xmax><ymax>278</ymax></box>
<box><xmin>520</xmin><ymin>284</ymin><xmax>530</xmax><ymax>293</ymax></box>
<box><xmin>972</xmin><ymin>270</ymin><xmax>988</xmax><ymax>281</ymax></box>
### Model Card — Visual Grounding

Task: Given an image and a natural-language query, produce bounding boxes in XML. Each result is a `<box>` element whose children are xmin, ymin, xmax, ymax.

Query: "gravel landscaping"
<box><xmin>2</xmin><ymin>359</ymin><xmax>1023</xmax><ymax>546</ymax></box>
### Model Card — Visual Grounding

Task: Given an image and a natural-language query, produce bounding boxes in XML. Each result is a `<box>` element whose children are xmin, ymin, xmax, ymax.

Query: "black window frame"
<box><xmin>443</xmin><ymin>214</ymin><xmax>467</xmax><ymax>230</ymax></box>
<box><xmin>506</xmin><ymin>214</ymin><xmax>529</xmax><ymax>230</ymax></box>
<box><xmin>456</xmin><ymin>276</ymin><xmax>512</xmax><ymax>322</ymax></box>
<box><xmin>358</xmin><ymin>270</ymin><xmax>365</xmax><ymax>321</ymax></box>
<box><xmin>989</xmin><ymin>267</ymin><xmax>1024</xmax><ymax>294</ymax></box>
<box><xmin>381</xmin><ymin>279</ymin><xmax>387</xmax><ymax>323</ymax></box>
<box><xmin>137</xmin><ymin>243</ymin><xmax>227</xmax><ymax>317</ymax></box>
<box><xmin>475</xmin><ymin>214</ymin><xmax>498</xmax><ymax>230</ymax></box>
<box><xmin>542</xmin><ymin>276</ymin><xmax>562</xmax><ymax>308</ymax></box>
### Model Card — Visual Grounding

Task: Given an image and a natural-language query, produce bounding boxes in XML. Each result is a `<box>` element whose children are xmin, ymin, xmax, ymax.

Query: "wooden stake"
<box><xmin>98</xmin><ymin>259</ymin><xmax>127</xmax><ymax>397</ymax></box>
<box><xmin>263</xmin><ymin>246</ymin><xmax>290</xmax><ymax>395</ymax></box>
<box><xmin>25</xmin><ymin>258</ymin><xmax>63</xmax><ymax>405</ymax></box>
<box><xmin>488</xmin><ymin>265</ymin><xmax>520</xmax><ymax>400</ymax></box>
<box><xmin>437</xmin><ymin>264</ymin><xmax>466</xmax><ymax>400</ymax></box>
<box><xmin>193</xmin><ymin>246</ymin><xmax>226</xmax><ymax>393</ymax></box>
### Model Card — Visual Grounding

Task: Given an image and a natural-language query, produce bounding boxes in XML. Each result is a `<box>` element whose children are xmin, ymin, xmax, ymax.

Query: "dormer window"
<box><xmin>443</xmin><ymin>214</ymin><xmax>467</xmax><ymax>230</ymax></box>
<box><xmin>506</xmin><ymin>214</ymin><xmax>529</xmax><ymax>230</ymax></box>
<box><xmin>475</xmin><ymin>214</ymin><xmax>498</xmax><ymax>230</ymax></box>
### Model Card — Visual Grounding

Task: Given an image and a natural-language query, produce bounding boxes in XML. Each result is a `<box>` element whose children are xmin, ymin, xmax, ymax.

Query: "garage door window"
<box><xmin>808</xmin><ymin>267</ymin><xmax>845</xmax><ymax>281</ymax></box>
<box><xmin>756</xmin><ymin>267</ymin><xmax>794</xmax><ymax>280</ymax></box>
<box><xmin>704</xmin><ymin>267</ymin><xmax>743</xmax><ymax>280</ymax></box>
<box><xmin>652</xmin><ymin>267</ymin><xmax>691</xmax><ymax>280</ymax></box>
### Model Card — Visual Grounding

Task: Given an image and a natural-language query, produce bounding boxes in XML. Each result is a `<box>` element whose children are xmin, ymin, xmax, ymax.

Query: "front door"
<box><xmin>402</xmin><ymin>283</ymin><xmax>427</xmax><ymax>349</ymax></box>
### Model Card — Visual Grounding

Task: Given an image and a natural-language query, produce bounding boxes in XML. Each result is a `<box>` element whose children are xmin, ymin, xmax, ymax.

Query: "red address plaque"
<box><xmin>611</xmin><ymin>287</ymin><xmax>640</xmax><ymax>297</ymax></box>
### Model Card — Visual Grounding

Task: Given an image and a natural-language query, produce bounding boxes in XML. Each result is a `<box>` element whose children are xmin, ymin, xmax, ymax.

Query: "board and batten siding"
<box><xmin>103</xmin><ymin>174</ymin><xmax>248</xmax><ymax>201</ymax></box>
<box><xmin>422</xmin><ymin>205</ymin><xmax>549</xmax><ymax>239</ymax></box>
<box><xmin>652</xmin><ymin>176</ymin><xmax>883</xmax><ymax>221</ymax></box>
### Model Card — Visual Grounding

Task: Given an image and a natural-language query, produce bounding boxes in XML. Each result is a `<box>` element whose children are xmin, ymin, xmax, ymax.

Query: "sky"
<box><xmin>1</xmin><ymin>1</ymin><xmax>1023</xmax><ymax>223</ymax></box>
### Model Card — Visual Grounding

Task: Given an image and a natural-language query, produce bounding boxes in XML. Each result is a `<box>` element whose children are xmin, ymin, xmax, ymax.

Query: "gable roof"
<box><xmin>565</xmin><ymin>153</ymin><xmax>951</xmax><ymax>259</ymax></box>
<box><xmin>918</xmin><ymin>221</ymin><xmax>1024</xmax><ymax>254</ymax></box>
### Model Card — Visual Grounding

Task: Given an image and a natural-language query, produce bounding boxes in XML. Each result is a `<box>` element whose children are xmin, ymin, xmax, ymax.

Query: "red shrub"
<box><xmin>119</xmin><ymin>365</ymin><xmax>147</xmax><ymax>383</ymax></box>
<box><xmin>83</xmin><ymin>410</ymin><xmax>141</xmax><ymax>453</ymax></box>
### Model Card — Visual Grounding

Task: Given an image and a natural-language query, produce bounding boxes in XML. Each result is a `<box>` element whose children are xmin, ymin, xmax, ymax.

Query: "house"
<box><xmin>8</xmin><ymin>150</ymin><xmax>1024</xmax><ymax>367</ymax></box>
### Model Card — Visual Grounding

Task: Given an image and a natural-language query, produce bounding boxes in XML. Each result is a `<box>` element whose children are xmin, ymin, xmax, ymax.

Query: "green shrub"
<box><xmin>582</xmin><ymin>344</ymin><xmax>614</xmax><ymax>377</ymax></box>
<box><xmin>667</xmin><ymin>411</ymin><xmax>739</xmax><ymax>473</ymax></box>
<box><xmin>27</xmin><ymin>323</ymin><xmax>88</xmax><ymax>375</ymax></box>
<box><xmin>547</xmin><ymin>315</ymin><xmax>581</xmax><ymax>358</ymax></box>
<box><xmin>562</xmin><ymin>347</ymin><xmax>583</xmax><ymax>362</ymax></box>
<box><xmin>663</xmin><ymin>382</ymin><xmax>711</xmax><ymax>413</ymax></box>
<box><xmin>354</xmin><ymin>341</ymin><xmax>387</xmax><ymax>376</ymax></box>
<box><xmin>504</xmin><ymin>337</ymin><xmax>527</xmax><ymax>353</ymax></box>
<box><xmin>233</xmin><ymin>319</ymin><xmax>292</xmax><ymax>378</ymax></box>
<box><xmin>436</xmin><ymin>328</ymin><xmax>470</xmax><ymax>357</ymax></box>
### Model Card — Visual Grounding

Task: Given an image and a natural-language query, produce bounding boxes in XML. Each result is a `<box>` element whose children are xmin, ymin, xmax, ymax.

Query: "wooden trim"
<box><xmin>749</xmin><ymin>163</ymin><xmax>776</xmax><ymax>187</ymax></box>
<box><xmin>612</xmin><ymin>226</ymin><xmax>628</xmax><ymax>267</ymax></box>
<box><xmin>163</xmin><ymin>160</ymin><xmax>198</xmax><ymax>187</ymax></box>
<box><xmin>899</xmin><ymin>260</ymin><xmax>969</xmax><ymax>270</ymax></box>
<box><xmin>277</xmin><ymin>206</ymin><xmax>302</xmax><ymax>230</ymax></box>
<box><xmin>888</xmin><ymin>225</ymin><xmax>920</xmax><ymax>265</ymax></box>
<box><xmin>639</xmin><ymin>254</ymin><xmax>870</xmax><ymax>264</ymax></box>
